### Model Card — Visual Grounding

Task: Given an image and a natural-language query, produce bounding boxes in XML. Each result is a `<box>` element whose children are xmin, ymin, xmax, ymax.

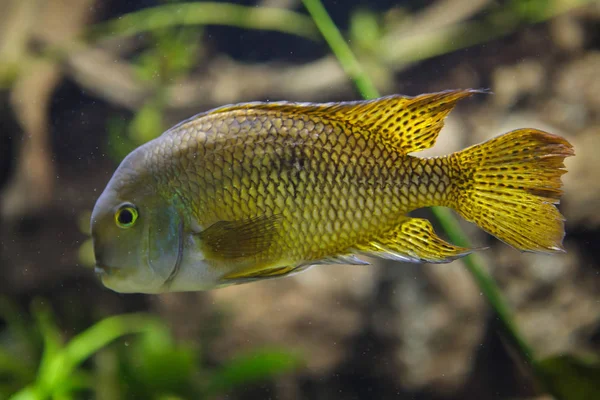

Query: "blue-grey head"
<box><xmin>90</xmin><ymin>148</ymin><xmax>184</xmax><ymax>293</ymax></box>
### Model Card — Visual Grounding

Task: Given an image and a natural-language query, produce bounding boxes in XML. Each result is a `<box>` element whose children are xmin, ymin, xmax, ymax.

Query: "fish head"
<box><xmin>91</xmin><ymin>152</ymin><xmax>184</xmax><ymax>294</ymax></box>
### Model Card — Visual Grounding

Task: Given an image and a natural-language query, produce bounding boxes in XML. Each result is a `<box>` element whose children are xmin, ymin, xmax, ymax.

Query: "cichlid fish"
<box><xmin>90</xmin><ymin>89</ymin><xmax>574</xmax><ymax>294</ymax></box>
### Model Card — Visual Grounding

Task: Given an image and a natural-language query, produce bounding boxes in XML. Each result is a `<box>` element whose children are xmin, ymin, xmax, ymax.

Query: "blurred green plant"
<box><xmin>302</xmin><ymin>0</ymin><xmax>598</xmax><ymax>399</ymax></box>
<box><xmin>105</xmin><ymin>1</ymin><xmax>207</xmax><ymax>162</ymax></box>
<box><xmin>537</xmin><ymin>354</ymin><xmax>600</xmax><ymax>400</ymax></box>
<box><xmin>359</xmin><ymin>0</ymin><xmax>595</xmax><ymax>72</ymax></box>
<box><xmin>88</xmin><ymin>0</ymin><xmax>318</xmax><ymax>164</ymax></box>
<box><xmin>86</xmin><ymin>1</ymin><xmax>319</xmax><ymax>43</ymax></box>
<box><xmin>0</xmin><ymin>298</ymin><xmax>301</xmax><ymax>400</ymax></box>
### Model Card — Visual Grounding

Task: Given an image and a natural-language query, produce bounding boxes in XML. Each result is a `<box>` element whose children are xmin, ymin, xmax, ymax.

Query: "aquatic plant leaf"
<box><xmin>349</xmin><ymin>9</ymin><xmax>381</xmax><ymax>52</ymax></box>
<box><xmin>206</xmin><ymin>348</ymin><xmax>302</xmax><ymax>395</ymax></box>
<box><xmin>0</xmin><ymin>298</ymin><xmax>39</xmax><ymax>379</ymax></box>
<box><xmin>21</xmin><ymin>313</ymin><xmax>163</xmax><ymax>399</ymax></box>
<box><xmin>536</xmin><ymin>354</ymin><xmax>600</xmax><ymax>400</ymax></box>
<box><xmin>130</xmin><ymin>101</ymin><xmax>164</xmax><ymax>145</ymax></box>
<box><xmin>61</xmin><ymin>314</ymin><xmax>163</xmax><ymax>373</ymax></box>
<box><xmin>107</xmin><ymin>116</ymin><xmax>138</xmax><ymax>163</ymax></box>
<box><xmin>51</xmin><ymin>370</ymin><xmax>93</xmax><ymax>397</ymax></box>
<box><xmin>7</xmin><ymin>386</ymin><xmax>38</xmax><ymax>400</ymax></box>
<box><xmin>31</xmin><ymin>299</ymin><xmax>65</xmax><ymax>395</ymax></box>
<box><xmin>87</xmin><ymin>3</ymin><xmax>319</xmax><ymax>42</ymax></box>
<box><xmin>0</xmin><ymin>347</ymin><xmax>35</xmax><ymax>393</ymax></box>
<box><xmin>126</xmin><ymin>326</ymin><xmax>196</xmax><ymax>395</ymax></box>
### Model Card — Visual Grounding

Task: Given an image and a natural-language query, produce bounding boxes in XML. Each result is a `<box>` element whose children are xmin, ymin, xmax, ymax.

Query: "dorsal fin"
<box><xmin>202</xmin><ymin>89</ymin><xmax>485</xmax><ymax>154</ymax></box>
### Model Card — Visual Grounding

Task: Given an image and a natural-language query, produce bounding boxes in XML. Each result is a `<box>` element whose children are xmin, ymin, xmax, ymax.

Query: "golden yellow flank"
<box><xmin>149</xmin><ymin>90</ymin><xmax>571</xmax><ymax>279</ymax></box>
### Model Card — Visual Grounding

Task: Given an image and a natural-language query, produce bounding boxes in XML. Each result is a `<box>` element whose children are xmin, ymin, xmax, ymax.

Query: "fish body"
<box><xmin>90</xmin><ymin>89</ymin><xmax>574</xmax><ymax>293</ymax></box>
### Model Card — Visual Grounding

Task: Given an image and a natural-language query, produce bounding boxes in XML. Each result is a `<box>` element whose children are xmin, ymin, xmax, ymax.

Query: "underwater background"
<box><xmin>0</xmin><ymin>0</ymin><xmax>599</xmax><ymax>399</ymax></box>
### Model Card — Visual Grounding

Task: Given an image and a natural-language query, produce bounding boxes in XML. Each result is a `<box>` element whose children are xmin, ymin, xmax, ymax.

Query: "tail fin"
<box><xmin>451</xmin><ymin>129</ymin><xmax>574</xmax><ymax>253</ymax></box>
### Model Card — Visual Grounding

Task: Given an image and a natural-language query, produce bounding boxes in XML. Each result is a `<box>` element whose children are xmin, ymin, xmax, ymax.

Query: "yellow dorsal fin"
<box><xmin>202</xmin><ymin>89</ymin><xmax>484</xmax><ymax>154</ymax></box>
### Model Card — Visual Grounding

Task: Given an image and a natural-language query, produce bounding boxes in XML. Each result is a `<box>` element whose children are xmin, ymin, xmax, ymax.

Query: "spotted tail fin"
<box><xmin>450</xmin><ymin>129</ymin><xmax>574</xmax><ymax>252</ymax></box>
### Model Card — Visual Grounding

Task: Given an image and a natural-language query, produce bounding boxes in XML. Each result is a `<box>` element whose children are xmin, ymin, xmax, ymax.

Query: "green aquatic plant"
<box><xmin>537</xmin><ymin>354</ymin><xmax>600</xmax><ymax>400</ymax></box>
<box><xmin>0</xmin><ymin>298</ymin><xmax>301</xmax><ymax>400</ymax></box>
<box><xmin>86</xmin><ymin>1</ymin><xmax>320</xmax><ymax>43</ymax></box>
<box><xmin>91</xmin><ymin>0</ymin><xmax>319</xmax><ymax>164</ymax></box>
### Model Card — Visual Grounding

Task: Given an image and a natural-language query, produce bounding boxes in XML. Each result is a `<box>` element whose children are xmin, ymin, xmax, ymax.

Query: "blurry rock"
<box><xmin>550</xmin><ymin>14</ymin><xmax>586</xmax><ymax>53</ymax></box>
<box><xmin>561</xmin><ymin>126</ymin><xmax>600</xmax><ymax>228</ymax></box>
<box><xmin>543</xmin><ymin>42</ymin><xmax>600</xmax><ymax>132</ymax></box>
<box><xmin>491</xmin><ymin>244</ymin><xmax>600</xmax><ymax>359</ymax></box>
<box><xmin>1</xmin><ymin>0</ymin><xmax>96</xmax><ymax>221</ymax></box>
<box><xmin>384</xmin><ymin>261</ymin><xmax>486</xmax><ymax>393</ymax></box>
<box><xmin>492</xmin><ymin>60</ymin><xmax>546</xmax><ymax>109</ymax></box>
<box><xmin>155</xmin><ymin>256</ymin><xmax>487</xmax><ymax>395</ymax></box>
<box><xmin>554</xmin><ymin>52</ymin><xmax>600</xmax><ymax>117</ymax></box>
<box><xmin>542</xmin><ymin>97</ymin><xmax>591</xmax><ymax>132</ymax></box>
<box><xmin>159</xmin><ymin>264</ymin><xmax>378</xmax><ymax>373</ymax></box>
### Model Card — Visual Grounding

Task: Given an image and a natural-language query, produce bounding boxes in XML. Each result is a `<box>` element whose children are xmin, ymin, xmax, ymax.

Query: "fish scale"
<box><xmin>148</xmin><ymin>105</ymin><xmax>458</xmax><ymax>275</ymax></box>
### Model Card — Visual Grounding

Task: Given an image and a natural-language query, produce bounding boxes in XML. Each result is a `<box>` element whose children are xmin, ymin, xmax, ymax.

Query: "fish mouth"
<box><xmin>94</xmin><ymin>264</ymin><xmax>118</xmax><ymax>276</ymax></box>
<box><xmin>161</xmin><ymin>220</ymin><xmax>185</xmax><ymax>288</ymax></box>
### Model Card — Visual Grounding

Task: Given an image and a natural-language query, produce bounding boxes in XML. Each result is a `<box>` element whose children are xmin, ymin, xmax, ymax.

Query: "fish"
<box><xmin>90</xmin><ymin>89</ymin><xmax>574</xmax><ymax>294</ymax></box>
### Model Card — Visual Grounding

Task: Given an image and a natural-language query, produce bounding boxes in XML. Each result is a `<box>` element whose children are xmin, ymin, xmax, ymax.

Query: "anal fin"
<box><xmin>355</xmin><ymin>218</ymin><xmax>478</xmax><ymax>264</ymax></box>
<box><xmin>308</xmin><ymin>254</ymin><xmax>370</xmax><ymax>266</ymax></box>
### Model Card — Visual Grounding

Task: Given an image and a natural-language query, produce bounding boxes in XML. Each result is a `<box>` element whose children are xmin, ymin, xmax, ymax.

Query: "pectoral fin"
<box><xmin>220</xmin><ymin>253</ymin><xmax>369</xmax><ymax>284</ymax></box>
<box><xmin>198</xmin><ymin>214</ymin><xmax>282</xmax><ymax>260</ymax></box>
<box><xmin>355</xmin><ymin>217</ymin><xmax>478</xmax><ymax>263</ymax></box>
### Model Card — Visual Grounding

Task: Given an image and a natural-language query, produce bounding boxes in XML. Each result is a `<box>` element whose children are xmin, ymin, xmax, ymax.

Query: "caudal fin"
<box><xmin>451</xmin><ymin>129</ymin><xmax>574</xmax><ymax>253</ymax></box>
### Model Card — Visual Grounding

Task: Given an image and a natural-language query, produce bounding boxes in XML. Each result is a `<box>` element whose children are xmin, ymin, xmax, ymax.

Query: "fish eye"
<box><xmin>115</xmin><ymin>203</ymin><xmax>139</xmax><ymax>229</ymax></box>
